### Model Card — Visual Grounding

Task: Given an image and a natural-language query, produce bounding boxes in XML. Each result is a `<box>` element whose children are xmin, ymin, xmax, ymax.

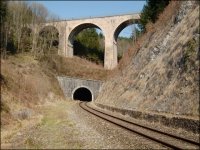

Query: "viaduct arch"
<box><xmin>31</xmin><ymin>13</ymin><xmax>140</xmax><ymax>69</ymax></box>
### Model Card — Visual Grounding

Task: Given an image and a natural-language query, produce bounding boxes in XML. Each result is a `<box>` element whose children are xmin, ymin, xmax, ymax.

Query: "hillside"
<box><xmin>96</xmin><ymin>1</ymin><xmax>199</xmax><ymax>118</ymax></box>
<box><xmin>1</xmin><ymin>53</ymin><xmax>110</xmax><ymax>148</ymax></box>
<box><xmin>40</xmin><ymin>55</ymin><xmax>109</xmax><ymax>80</ymax></box>
<box><xmin>1</xmin><ymin>54</ymin><xmax>108</xmax><ymax>126</ymax></box>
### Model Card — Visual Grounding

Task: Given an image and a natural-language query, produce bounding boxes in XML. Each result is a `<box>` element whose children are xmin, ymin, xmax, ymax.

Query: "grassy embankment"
<box><xmin>1</xmin><ymin>53</ymin><xmax>109</xmax><ymax>148</ymax></box>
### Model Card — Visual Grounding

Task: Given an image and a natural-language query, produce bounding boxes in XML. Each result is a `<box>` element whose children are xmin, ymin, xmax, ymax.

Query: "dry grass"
<box><xmin>1</xmin><ymin>100</ymin><xmax>82</xmax><ymax>149</ymax></box>
<box><xmin>1</xmin><ymin>52</ymin><xmax>109</xmax><ymax>128</ymax></box>
<box><xmin>96</xmin><ymin>1</ymin><xmax>199</xmax><ymax>117</ymax></box>
<box><xmin>1</xmin><ymin>55</ymin><xmax>62</xmax><ymax>102</ymax></box>
<box><xmin>40</xmin><ymin>55</ymin><xmax>110</xmax><ymax>81</ymax></box>
<box><xmin>1</xmin><ymin>53</ymin><xmax>68</xmax><ymax>148</ymax></box>
<box><xmin>1</xmin><ymin>53</ymin><xmax>65</xmax><ymax>127</ymax></box>
<box><xmin>111</xmin><ymin>0</ymin><xmax>182</xmax><ymax>77</ymax></box>
<box><xmin>0</xmin><ymin>51</ymin><xmax>110</xmax><ymax>148</ymax></box>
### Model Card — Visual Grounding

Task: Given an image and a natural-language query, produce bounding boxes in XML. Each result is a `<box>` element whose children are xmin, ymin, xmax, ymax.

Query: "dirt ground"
<box><xmin>1</xmin><ymin>100</ymin><xmax>81</xmax><ymax>149</ymax></box>
<box><xmin>1</xmin><ymin>100</ymin><xmax>170</xmax><ymax>149</ymax></box>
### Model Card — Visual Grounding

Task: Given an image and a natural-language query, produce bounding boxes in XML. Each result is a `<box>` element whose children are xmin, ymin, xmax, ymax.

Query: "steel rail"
<box><xmin>79</xmin><ymin>102</ymin><xmax>199</xmax><ymax>150</ymax></box>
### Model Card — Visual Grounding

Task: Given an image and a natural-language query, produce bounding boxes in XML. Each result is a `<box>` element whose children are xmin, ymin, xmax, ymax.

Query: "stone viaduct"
<box><xmin>31</xmin><ymin>13</ymin><xmax>140</xmax><ymax>69</ymax></box>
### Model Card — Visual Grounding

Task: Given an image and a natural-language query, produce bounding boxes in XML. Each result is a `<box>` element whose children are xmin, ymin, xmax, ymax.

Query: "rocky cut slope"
<box><xmin>96</xmin><ymin>1</ymin><xmax>199</xmax><ymax>118</ymax></box>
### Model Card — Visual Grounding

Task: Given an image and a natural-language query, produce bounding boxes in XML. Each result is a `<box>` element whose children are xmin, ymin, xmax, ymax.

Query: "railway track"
<box><xmin>79</xmin><ymin>102</ymin><xmax>200</xmax><ymax>150</ymax></box>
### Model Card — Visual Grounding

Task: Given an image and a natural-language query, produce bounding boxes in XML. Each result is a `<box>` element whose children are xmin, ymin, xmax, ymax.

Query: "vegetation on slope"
<box><xmin>0</xmin><ymin>1</ymin><xmax>109</xmax><ymax>125</ymax></box>
<box><xmin>138</xmin><ymin>0</ymin><xmax>170</xmax><ymax>32</ymax></box>
<box><xmin>116</xmin><ymin>0</ymin><xmax>180</xmax><ymax>71</ymax></box>
<box><xmin>39</xmin><ymin>55</ymin><xmax>109</xmax><ymax>80</ymax></box>
<box><xmin>96</xmin><ymin>1</ymin><xmax>199</xmax><ymax>118</ymax></box>
<box><xmin>1</xmin><ymin>52</ymin><xmax>109</xmax><ymax>122</ymax></box>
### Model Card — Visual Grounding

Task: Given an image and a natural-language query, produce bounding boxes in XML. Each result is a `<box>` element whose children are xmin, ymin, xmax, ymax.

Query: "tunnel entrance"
<box><xmin>73</xmin><ymin>87</ymin><xmax>92</xmax><ymax>101</ymax></box>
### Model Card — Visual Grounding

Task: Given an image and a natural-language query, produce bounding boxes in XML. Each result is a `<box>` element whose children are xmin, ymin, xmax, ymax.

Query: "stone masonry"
<box><xmin>30</xmin><ymin>13</ymin><xmax>140</xmax><ymax>69</ymax></box>
<box><xmin>57</xmin><ymin>76</ymin><xmax>103</xmax><ymax>101</ymax></box>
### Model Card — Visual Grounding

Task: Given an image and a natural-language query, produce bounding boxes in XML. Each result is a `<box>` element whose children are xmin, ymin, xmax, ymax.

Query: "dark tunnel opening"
<box><xmin>73</xmin><ymin>87</ymin><xmax>92</xmax><ymax>101</ymax></box>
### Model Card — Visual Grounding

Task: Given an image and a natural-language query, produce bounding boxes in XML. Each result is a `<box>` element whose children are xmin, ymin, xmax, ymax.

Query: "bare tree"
<box><xmin>1</xmin><ymin>1</ymin><xmax>60</xmax><ymax>58</ymax></box>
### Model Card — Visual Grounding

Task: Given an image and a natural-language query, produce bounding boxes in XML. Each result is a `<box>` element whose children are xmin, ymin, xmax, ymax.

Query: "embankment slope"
<box><xmin>96</xmin><ymin>1</ymin><xmax>199</xmax><ymax>119</ymax></box>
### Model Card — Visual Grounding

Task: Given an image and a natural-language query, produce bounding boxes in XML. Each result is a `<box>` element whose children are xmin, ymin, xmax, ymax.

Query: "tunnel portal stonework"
<box><xmin>31</xmin><ymin>13</ymin><xmax>140</xmax><ymax>70</ymax></box>
<box><xmin>57</xmin><ymin>76</ymin><xmax>103</xmax><ymax>101</ymax></box>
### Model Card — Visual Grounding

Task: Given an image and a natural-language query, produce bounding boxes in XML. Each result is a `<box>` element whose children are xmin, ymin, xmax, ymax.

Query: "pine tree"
<box><xmin>139</xmin><ymin>0</ymin><xmax>170</xmax><ymax>32</ymax></box>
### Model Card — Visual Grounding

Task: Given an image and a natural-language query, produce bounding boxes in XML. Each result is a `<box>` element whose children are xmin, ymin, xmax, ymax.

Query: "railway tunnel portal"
<box><xmin>57</xmin><ymin>76</ymin><xmax>103</xmax><ymax>101</ymax></box>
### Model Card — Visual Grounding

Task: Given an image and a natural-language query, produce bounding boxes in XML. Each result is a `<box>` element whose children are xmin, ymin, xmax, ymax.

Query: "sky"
<box><xmin>37</xmin><ymin>1</ymin><xmax>146</xmax><ymax>37</ymax></box>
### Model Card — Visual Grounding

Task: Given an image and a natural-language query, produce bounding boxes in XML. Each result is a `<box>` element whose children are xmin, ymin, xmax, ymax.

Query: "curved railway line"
<box><xmin>79</xmin><ymin>102</ymin><xmax>199</xmax><ymax>150</ymax></box>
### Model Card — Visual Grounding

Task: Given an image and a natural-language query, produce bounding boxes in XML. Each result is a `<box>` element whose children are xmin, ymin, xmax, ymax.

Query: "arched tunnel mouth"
<box><xmin>73</xmin><ymin>87</ymin><xmax>92</xmax><ymax>102</ymax></box>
